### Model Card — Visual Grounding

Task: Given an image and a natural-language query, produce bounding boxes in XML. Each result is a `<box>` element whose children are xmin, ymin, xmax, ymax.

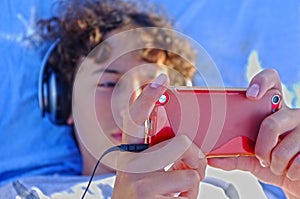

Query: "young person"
<box><xmin>38</xmin><ymin>1</ymin><xmax>300</xmax><ymax>198</ymax></box>
<box><xmin>36</xmin><ymin>0</ymin><xmax>206</xmax><ymax>198</ymax></box>
<box><xmin>2</xmin><ymin>0</ymin><xmax>300</xmax><ymax>198</ymax></box>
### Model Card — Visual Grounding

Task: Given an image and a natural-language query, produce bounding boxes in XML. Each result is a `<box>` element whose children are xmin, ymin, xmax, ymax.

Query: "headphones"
<box><xmin>38</xmin><ymin>38</ymin><xmax>71</xmax><ymax>125</ymax></box>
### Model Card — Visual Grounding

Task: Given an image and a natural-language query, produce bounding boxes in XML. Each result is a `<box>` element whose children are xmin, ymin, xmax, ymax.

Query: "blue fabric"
<box><xmin>156</xmin><ymin>0</ymin><xmax>300</xmax><ymax>90</ymax></box>
<box><xmin>1</xmin><ymin>0</ymin><xmax>298</xmax><ymax>198</ymax></box>
<box><xmin>0</xmin><ymin>0</ymin><xmax>82</xmax><ymax>186</ymax></box>
<box><xmin>259</xmin><ymin>182</ymin><xmax>287</xmax><ymax>199</ymax></box>
<box><xmin>0</xmin><ymin>174</ymin><xmax>115</xmax><ymax>198</ymax></box>
<box><xmin>152</xmin><ymin>0</ymin><xmax>300</xmax><ymax>198</ymax></box>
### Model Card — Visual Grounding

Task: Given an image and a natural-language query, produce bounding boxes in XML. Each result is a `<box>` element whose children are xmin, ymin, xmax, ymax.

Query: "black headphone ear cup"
<box><xmin>46</xmin><ymin>70</ymin><xmax>71</xmax><ymax>125</ymax></box>
<box><xmin>38</xmin><ymin>38</ymin><xmax>71</xmax><ymax>125</ymax></box>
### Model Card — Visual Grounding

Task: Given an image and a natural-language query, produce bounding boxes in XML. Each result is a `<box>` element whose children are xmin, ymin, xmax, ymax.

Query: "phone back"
<box><xmin>147</xmin><ymin>87</ymin><xmax>281</xmax><ymax>157</ymax></box>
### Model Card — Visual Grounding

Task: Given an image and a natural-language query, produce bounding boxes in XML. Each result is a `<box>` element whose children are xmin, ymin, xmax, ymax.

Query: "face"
<box><xmin>94</xmin><ymin>50</ymin><xmax>164</xmax><ymax>145</ymax></box>
<box><xmin>74</xmin><ymin>38</ymin><xmax>169</xmax><ymax>149</ymax></box>
<box><xmin>72</xmin><ymin>28</ymin><xmax>189</xmax><ymax>166</ymax></box>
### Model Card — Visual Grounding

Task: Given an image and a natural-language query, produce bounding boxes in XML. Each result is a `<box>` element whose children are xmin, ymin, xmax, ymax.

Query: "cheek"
<box><xmin>95</xmin><ymin>91</ymin><xmax>124</xmax><ymax>133</ymax></box>
<box><xmin>95</xmin><ymin>92</ymin><xmax>115</xmax><ymax>126</ymax></box>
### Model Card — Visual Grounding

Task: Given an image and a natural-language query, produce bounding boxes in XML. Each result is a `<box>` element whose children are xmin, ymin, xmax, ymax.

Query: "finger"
<box><xmin>138</xmin><ymin>170</ymin><xmax>200</xmax><ymax>197</ymax></box>
<box><xmin>117</xmin><ymin>135</ymin><xmax>206</xmax><ymax>174</ymax></box>
<box><xmin>170</xmin><ymin>157</ymin><xmax>207</xmax><ymax>182</ymax></box>
<box><xmin>255</xmin><ymin>108</ymin><xmax>299</xmax><ymax>167</ymax></box>
<box><xmin>155</xmin><ymin>135</ymin><xmax>207</xmax><ymax>179</ymax></box>
<box><xmin>122</xmin><ymin>73</ymin><xmax>169</xmax><ymax>144</ymax></box>
<box><xmin>207</xmin><ymin>157</ymin><xmax>284</xmax><ymax>185</ymax></box>
<box><xmin>269</xmin><ymin>127</ymin><xmax>300</xmax><ymax>176</ymax></box>
<box><xmin>286</xmin><ymin>153</ymin><xmax>300</xmax><ymax>181</ymax></box>
<box><xmin>116</xmin><ymin>170</ymin><xmax>197</xmax><ymax>199</ymax></box>
<box><xmin>157</xmin><ymin>197</ymin><xmax>190</xmax><ymax>199</ymax></box>
<box><xmin>246</xmin><ymin>68</ymin><xmax>282</xmax><ymax>100</ymax></box>
<box><xmin>208</xmin><ymin>156</ymin><xmax>257</xmax><ymax>171</ymax></box>
<box><xmin>170</xmin><ymin>142</ymin><xmax>207</xmax><ymax>180</ymax></box>
<box><xmin>178</xmin><ymin>179</ymin><xmax>200</xmax><ymax>198</ymax></box>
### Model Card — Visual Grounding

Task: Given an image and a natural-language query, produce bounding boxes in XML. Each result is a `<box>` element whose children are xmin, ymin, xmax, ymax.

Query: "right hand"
<box><xmin>208</xmin><ymin>69</ymin><xmax>300</xmax><ymax>199</ymax></box>
<box><xmin>112</xmin><ymin>74</ymin><xmax>207</xmax><ymax>199</ymax></box>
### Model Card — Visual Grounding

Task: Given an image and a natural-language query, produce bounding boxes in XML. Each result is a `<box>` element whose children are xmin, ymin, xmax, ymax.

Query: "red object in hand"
<box><xmin>148</xmin><ymin>126</ymin><xmax>175</xmax><ymax>146</ymax></box>
<box><xmin>147</xmin><ymin>87</ymin><xmax>282</xmax><ymax>158</ymax></box>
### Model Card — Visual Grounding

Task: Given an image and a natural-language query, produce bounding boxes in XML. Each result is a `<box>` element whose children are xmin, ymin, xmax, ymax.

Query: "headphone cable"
<box><xmin>81</xmin><ymin>144</ymin><xmax>240</xmax><ymax>199</ymax></box>
<box><xmin>81</xmin><ymin>143</ymin><xmax>149</xmax><ymax>199</ymax></box>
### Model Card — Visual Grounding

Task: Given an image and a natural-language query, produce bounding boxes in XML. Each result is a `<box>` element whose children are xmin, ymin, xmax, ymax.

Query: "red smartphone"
<box><xmin>146</xmin><ymin>87</ymin><xmax>282</xmax><ymax>158</ymax></box>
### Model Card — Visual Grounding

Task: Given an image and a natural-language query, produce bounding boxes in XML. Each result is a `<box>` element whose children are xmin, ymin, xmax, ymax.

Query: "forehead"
<box><xmin>79</xmin><ymin>28</ymin><xmax>188</xmax><ymax>85</ymax></box>
<box><xmin>90</xmin><ymin>47</ymin><xmax>151</xmax><ymax>73</ymax></box>
<box><xmin>86</xmin><ymin>31</ymin><xmax>166</xmax><ymax>72</ymax></box>
<box><xmin>86</xmin><ymin>26</ymin><xmax>168</xmax><ymax>71</ymax></box>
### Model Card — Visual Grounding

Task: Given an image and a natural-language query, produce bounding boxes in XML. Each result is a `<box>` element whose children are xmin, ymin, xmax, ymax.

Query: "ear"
<box><xmin>67</xmin><ymin>115</ymin><xmax>74</xmax><ymax>125</ymax></box>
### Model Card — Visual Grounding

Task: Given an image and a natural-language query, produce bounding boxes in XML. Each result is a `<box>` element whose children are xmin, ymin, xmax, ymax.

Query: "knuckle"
<box><xmin>270</xmin><ymin>151</ymin><xmax>287</xmax><ymax>175</ymax></box>
<box><xmin>287</xmin><ymin>156</ymin><xmax>300</xmax><ymax>181</ymax></box>
<box><xmin>185</xmin><ymin>170</ymin><xmax>201</xmax><ymax>183</ymax></box>
<box><xmin>271</xmin><ymin>150</ymin><xmax>288</xmax><ymax>171</ymax></box>
<box><xmin>270</xmin><ymin>165</ymin><xmax>283</xmax><ymax>176</ymax></box>
<box><xmin>266</xmin><ymin>68</ymin><xmax>279</xmax><ymax>78</ymax></box>
<box><xmin>292</xmin><ymin>156</ymin><xmax>300</xmax><ymax>170</ymax></box>
<box><xmin>260</xmin><ymin>117</ymin><xmax>280</xmax><ymax>135</ymax></box>
<box><xmin>256</xmin><ymin>117</ymin><xmax>280</xmax><ymax>159</ymax></box>
<box><xmin>252</xmin><ymin>68</ymin><xmax>280</xmax><ymax>87</ymax></box>
<box><xmin>272</xmin><ymin>147</ymin><xmax>289</xmax><ymax>162</ymax></box>
<box><xmin>259</xmin><ymin>75</ymin><xmax>269</xmax><ymax>85</ymax></box>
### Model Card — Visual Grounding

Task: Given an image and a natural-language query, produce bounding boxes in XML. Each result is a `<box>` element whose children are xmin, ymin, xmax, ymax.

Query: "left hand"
<box><xmin>112</xmin><ymin>74</ymin><xmax>206</xmax><ymax>199</ymax></box>
<box><xmin>208</xmin><ymin>69</ymin><xmax>300</xmax><ymax>198</ymax></box>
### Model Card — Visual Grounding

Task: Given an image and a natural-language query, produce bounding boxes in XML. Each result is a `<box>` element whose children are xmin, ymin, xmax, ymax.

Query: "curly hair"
<box><xmin>38</xmin><ymin>0</ymin><xmax>196</xmax><ymax>87</ymax></box>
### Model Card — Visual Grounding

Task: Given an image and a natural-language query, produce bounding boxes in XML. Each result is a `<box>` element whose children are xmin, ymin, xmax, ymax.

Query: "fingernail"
<box><xmin>259</xmin><ymin>159</ymin><xmax>269</xmax><ymax>168</ymax></box>
<box><xmin>199</xmin><ymin>150</ymin><xmax>205</xmax><ymax>159</ymax></box>
<box><xmin>150</xmin><ymin>74</ymin><xmax>167</xmax><ymax>88</ymax></box>
<box><xmin>247</xmin><ymin>83</ymin><xmax>260</xmax><ymax>98</ymax></box>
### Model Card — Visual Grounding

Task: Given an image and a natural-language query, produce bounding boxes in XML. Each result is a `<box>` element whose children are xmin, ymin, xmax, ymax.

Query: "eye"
<box><xmin>97</xmin><ymin>82</ymin><xmax>117</xmax><ymax>88</ymax></box>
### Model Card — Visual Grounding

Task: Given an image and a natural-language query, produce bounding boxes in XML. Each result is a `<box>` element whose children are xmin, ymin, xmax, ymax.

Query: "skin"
<box><xmin>72</xmin><ymin>27</ymin><xmax>299</xmax><ymax>198</ymax></box>
<box><xmin>73</xmin><ymin>32</ymin><xmax>207</xmax><ymax>198</ymax></box>
<box><xmin>208</xmin><ymin>69</ymin><xmax>300</xmax><ymax>199</ymax></box>
<box><xmin>112</xmin><ymin>73</ymin><xmax>207</xmax><ymax>199</ymax></box>
<box><xmin>75</xmin><ymin>50</ymin><xmax>167</xmax><ymax>174</ymax></box>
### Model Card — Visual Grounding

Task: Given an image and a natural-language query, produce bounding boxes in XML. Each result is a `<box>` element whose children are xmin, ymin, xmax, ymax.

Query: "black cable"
<box><xmin>81</xmin><ymin>143</ymin><xmax>240</xmax><ymax>199</ymax></box>
<box><xmin>81</xmin><ymin>143</ymin><xmax>149</xmax><ymax>199</ymax></box>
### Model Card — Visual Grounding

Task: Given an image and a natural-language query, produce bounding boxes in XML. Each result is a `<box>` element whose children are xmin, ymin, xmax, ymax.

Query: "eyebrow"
<box><xmin>92</xmin><ymin>68</ymin><xmax>121</xmax><ymax>75</ymax></box>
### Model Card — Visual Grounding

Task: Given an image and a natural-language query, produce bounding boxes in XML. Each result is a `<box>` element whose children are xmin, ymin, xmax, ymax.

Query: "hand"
<box><xmin>112</xmin><ymin>74</ymin><xmax>207</xmax><ymax>199</ymax></box>
<box><xmin>209</xmin><ymin>69</ymin><xmax>300</xmax><ymax>198</ymax></box>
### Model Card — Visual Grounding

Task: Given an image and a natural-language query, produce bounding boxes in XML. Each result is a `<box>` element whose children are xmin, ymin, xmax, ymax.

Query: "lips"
<box><xmin>111</xmin><ymin>131</ymin><xmax>123</xmax><ymax>143</ymax></box>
